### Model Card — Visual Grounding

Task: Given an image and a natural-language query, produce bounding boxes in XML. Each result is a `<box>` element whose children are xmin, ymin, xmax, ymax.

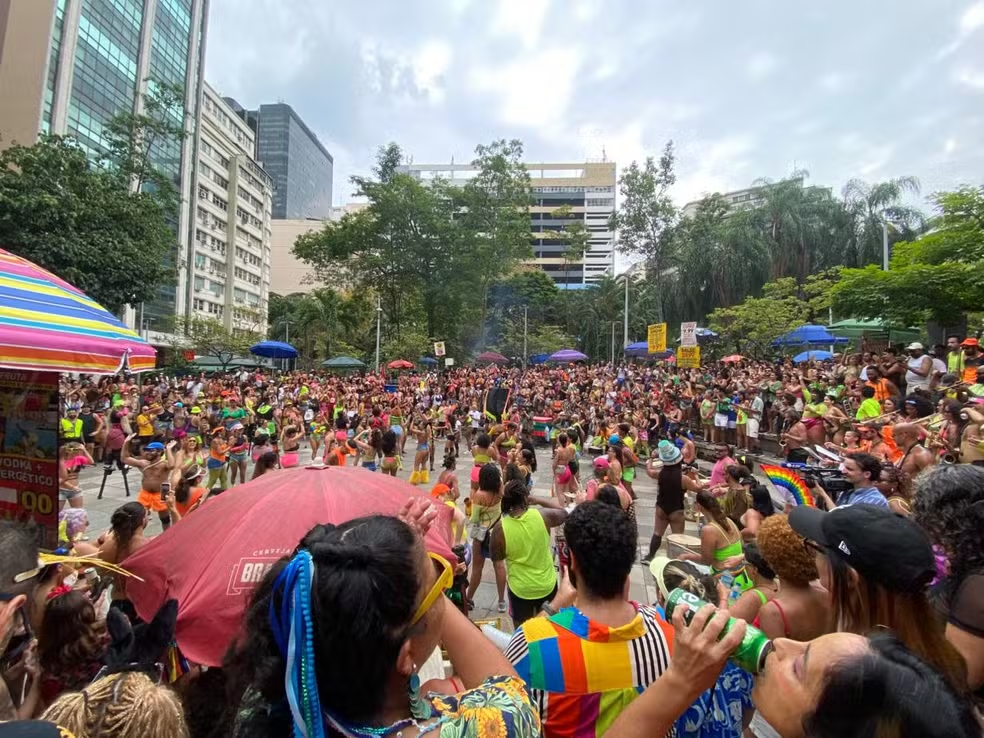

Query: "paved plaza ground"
<box><xmin>74</xmin><ymin>441</ymin><xmax>702</xmax><ymax>632</ymax></box>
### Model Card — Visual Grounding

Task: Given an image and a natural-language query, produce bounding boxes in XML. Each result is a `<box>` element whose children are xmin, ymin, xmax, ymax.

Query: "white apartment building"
<box><xmin>398</xmin><ymin>161</ymin><xmax>616</xmax><ymax>286</ymax></box>
<box><xmin>188</xmin><ymin>83</ymin><xmax>273</xmax><ymax>333</ymax></box>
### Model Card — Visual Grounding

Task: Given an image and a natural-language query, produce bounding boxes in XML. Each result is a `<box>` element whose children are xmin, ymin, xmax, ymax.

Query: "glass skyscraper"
<box><xmin>17</xmin><ymin>0</ymin><xmax>209</xmax><ymax>331</ymax></box>
<box><xmin>235</xmin><ymin>103</ymin><xmax>333</xmax><ymax>220</ymax></box>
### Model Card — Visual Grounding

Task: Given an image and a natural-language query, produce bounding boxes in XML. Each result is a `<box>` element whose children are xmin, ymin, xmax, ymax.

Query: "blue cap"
<box><xmin>608</xmin><ymin>434</ymin><xmax>620</xmax><ymax>445</ymax></box>
<box><xmin>145</xmin><ymin>442</ymin><xmax>165</xmax><ymax>451</ymax></box>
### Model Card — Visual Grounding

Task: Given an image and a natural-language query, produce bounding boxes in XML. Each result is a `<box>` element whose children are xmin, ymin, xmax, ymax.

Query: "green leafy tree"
<box><xmin>494</xmin><ymin>323</ymin><xmax>572</xmax><ymax>361</ymax></box>
<box><xmin>0</xmin><ymin>135</ymin><xmax>176</xmax><ymax>313</ymax></box>
<box><xmin>610</xmin><ymin>143</ymin><xmax>678</xmax><ymax>322</ymax></box>
<box><xmin>101</xmin><ymin>80</ymin><xmax>185</xmax><ymax>212</ymax></box>
<box><xmin>832</xmin><ymin>187</ymin><xmax>984</xmax><ymax>326</ymax></box>
<box><xmin>458</xmin><ymin>139</ymin><xmax>534</xmax><ymax>347</ymax></box>
<box><xmin>173</xmin><ymin>316</ymin><xmax>258</xmax><ymax>371</ymax></box>
<box><xmin>672</xmin><ymin>195</ymin><xmax>770</xmax><ymax>321</ymax></box>
<box><xmin>841</xmin><ymin>176</ymin><xmax>924</xmax><ymax>267</ymax></box>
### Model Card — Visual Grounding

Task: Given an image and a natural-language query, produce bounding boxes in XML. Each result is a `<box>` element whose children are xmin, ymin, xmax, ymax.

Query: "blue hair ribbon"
<box><xmin>269</xmin><ymin>551</ymin><xmax>325</xmax><ymax>738</ymax></box>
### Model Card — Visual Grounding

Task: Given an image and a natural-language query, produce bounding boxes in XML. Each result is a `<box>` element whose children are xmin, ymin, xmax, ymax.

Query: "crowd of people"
<box><xmin>2</xmin><ymin>338</ymin><xmax>984</xmax><ymax>737</ymax></box>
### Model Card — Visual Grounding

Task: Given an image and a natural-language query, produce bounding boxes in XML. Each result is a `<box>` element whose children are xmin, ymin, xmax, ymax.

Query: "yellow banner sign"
<box><xmin>677</xmin><ymin>346</ymin><xmax>701</xmax><ymax>368</ymax></box>
<box><xmin>647</xmin><ymin>323</ymin><xmax>667</xmax><ymax>354</ymax></box>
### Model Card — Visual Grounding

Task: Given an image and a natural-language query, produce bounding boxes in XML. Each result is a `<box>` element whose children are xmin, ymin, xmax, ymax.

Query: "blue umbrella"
<box><xmin>419</xmin><ymin>356</ymin><xmax>438</xmax><ymax>366</ymax></box>
<box><xmin>793</xmin><ymin>350</ymin><xmax>834</xmax><ymax>363</ymax></box>
<box><xmin>528</xmin><ymin>353</ymin><xmax>550</xmax><ymax>365</ymax></box>
<box><xmin>625</xmin><ymin>342</ymin><xmax>674</xmax><ymax>359</ymax></box>
<box><xmin>250</xmin><ymin>340</ymin><xmax>299</xmax><ymax>359</ymax></box>
<box><xmin>772</xmin><ymin>325</ymin><xmax>849</xmax><ymax>347</ymax></box>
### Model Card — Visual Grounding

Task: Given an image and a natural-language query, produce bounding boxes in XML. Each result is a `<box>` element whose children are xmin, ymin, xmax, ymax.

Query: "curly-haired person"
<box><xmin>38</xmin><ymin>592</ymin><xmax>110</xmax><ymax>706</ymax></box>
<box><xmin>753</xmin><ymin>515</ymin><xmax>830</xmax><ymax>641</ymax></box>
<box><xmin>913</xmin><ymin>464</ymin><xmax>984</xmax><ymax>694</ymax></box>
<box><xmin>505</xmin><ymin>501</ymin><xmax>674</xmax><ymax>738</ymax></box>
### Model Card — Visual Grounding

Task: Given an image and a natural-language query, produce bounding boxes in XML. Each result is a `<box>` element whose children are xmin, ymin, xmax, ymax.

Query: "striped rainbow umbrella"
<box><xmin>0</xmin><ymin>248</ymin><xmax>156</xmax><ymax>374</ymax></box>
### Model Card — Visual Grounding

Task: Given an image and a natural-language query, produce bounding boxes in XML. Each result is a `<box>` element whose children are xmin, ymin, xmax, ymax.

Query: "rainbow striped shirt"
<box><xmin>504</xmin><ymin>605</ymin><xmax>675</xmax><ymax>738</ymax></box>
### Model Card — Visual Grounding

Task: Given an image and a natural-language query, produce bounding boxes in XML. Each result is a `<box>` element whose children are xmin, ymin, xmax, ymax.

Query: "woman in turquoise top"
<box><xmin>489</xmin><ymin>479</ymin><xmax>568</xmax><ymax>626</ymax></box>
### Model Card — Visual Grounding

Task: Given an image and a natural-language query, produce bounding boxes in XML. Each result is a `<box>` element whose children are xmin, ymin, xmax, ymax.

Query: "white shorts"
<box><xmin>714</xmin><ymin>413</ymin><xmax>729</xmax><ymax>428</ymax></box>
<box><xmin>746</xmin><ymin>418</ymin><xmax>760</xmax><ymax>439</ymax></box>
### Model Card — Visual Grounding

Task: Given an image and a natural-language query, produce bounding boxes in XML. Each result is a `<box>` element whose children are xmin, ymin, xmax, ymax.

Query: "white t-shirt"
<box><xmin>906</xmin><ymin>355</ymin><xmax>932</xmax><ymax>392</ymax></box>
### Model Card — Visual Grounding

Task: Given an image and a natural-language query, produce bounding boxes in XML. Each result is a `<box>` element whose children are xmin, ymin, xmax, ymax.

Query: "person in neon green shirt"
<box><xmin>489</xmin><ymin>479</ymin><xmax>568</xmax><ymax>627</ymax></box>
<box><xmin>856</xmin><ymin>385</ymin><xmax>882</xmax><ymax>420</ymax></box>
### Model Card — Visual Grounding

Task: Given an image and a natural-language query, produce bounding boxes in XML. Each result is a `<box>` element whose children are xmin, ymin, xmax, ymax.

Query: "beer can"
<box><xmin>665</xmin><ymin>588</ymin><xmax>773</xmax><ymax>674</ymax></box>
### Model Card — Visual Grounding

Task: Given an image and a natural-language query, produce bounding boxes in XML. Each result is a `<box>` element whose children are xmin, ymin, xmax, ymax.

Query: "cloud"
<box><xmin>491</xmin><ymin>0</ymin><xmax>552</xmax><ymax>48</ymax></box>
<box><xmin>746</xmin><ymin>52</ymin><xmax>778</xmax><ymax>80</ymax></box>
<box><xmin>953</xmin><ymin>66</ymin><xmax>984</xmax><ymax>90</ymax></box>
<box><xmin>202</xmin><ymin>0</ymin><xmax>984</xmax><ymax>213</ymax></box>
<box><xmin>468</xmin><ymin>48</ymin><xmax>580</xmax><ymax>128</ymax></box>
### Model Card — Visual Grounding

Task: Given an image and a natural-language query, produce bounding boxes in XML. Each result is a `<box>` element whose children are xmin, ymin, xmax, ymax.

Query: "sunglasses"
<box><xmin>410</xmin><ymin>553</ymin><xmax>454</xmax><ymax>627</ymax></box>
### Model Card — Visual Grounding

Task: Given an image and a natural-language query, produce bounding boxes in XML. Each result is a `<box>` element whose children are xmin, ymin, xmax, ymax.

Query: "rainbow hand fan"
<box><xmin>760</xmin><ymin>464</ymin><xmax>815</xmax><ymax>507</ymax></box>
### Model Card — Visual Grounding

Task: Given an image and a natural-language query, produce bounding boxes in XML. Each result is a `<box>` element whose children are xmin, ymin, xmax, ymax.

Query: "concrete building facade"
<box><xmin>0</xmin><ymin>0</ymin><xmax>209</xmax><ymax>332</ymax></box>
<box><xmin>189</xmin><ymin>83</ymin><xmax>272</xmax><ymax>334</ymax></box>
<box><xmin>397</xmin><ymin>161</ymin><xmax>616</xmax><ymax>286</ymax></box>
<box><xmin>225</xmin><ymin>100</ymin><xmax>334</xmax><ymax>220</ymax></box>
<box><xmin>268</xmin><ymin>204</ymin><xmax>366</xmax><ymax>295</ymax></box>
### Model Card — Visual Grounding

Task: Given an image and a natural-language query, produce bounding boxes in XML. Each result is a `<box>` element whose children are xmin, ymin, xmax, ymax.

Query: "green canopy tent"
<box><xmin>189</xmin><ymin>356</ymin><xmax>273</xmax><ymax>371</ymax></box>
<box><xmin>827</xmin><ymin>319</ymin><xmax>921</xmax><ymax>347</ymax></box>
<box><xmin>321</xmin><ymin>356</ymin><xmax>366</xmax><ymax>371</ymax></box>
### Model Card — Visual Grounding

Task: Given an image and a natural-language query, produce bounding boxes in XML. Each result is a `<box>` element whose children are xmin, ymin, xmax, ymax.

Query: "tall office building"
<box><xmin>398</xmin><ymin>161</ymin><xmax>616</xmax><ymax>286</ymax></box>
<box><xmin>0</xmin><ymin>0</ymin><xmax>209</xmax><ymax>332</ymax></box>
<box><xmin>189</xmin><ymin>84</ymin><xmax>272</xmax><ymax>333</ymax></box>
<box><xmin>226</xmin><ymin>101</ymin><xmax>333</xmax><ymax>220</ymax></box>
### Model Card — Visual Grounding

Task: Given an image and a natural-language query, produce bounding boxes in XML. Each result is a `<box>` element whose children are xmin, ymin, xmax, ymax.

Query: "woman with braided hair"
<box><xmin>41</xmin><ymin>671</ymin><xmax>188</xmax><ymax>737</ymax></box>
<box><xmin>222</xmin><ymin>498</ymin><xmax>538</xmax><ymax>738</ymax></box>
<box><xmin>41</xmin><ymin>671</ymin><xmax>188</xmax><ymax>738</ymax></box>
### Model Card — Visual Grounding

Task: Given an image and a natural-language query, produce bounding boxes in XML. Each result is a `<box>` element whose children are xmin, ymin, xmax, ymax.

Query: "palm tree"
<box><xmin>841</xmin><ymin>176</ymin><xmax>925</xmax><ymax>267</ymax></box>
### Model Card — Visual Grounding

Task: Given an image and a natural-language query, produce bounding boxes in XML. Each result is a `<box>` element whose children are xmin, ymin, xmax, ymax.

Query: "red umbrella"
<box><xmin>476</xmin><ymin>351</ymin><xmax>509</xmax><ymax>365</ymax></box>
<box><xmin>124</xmin><ymin>467</ymin><xmax>454</xmax><ymax>666</ymax></box>
<box><xmin>721</xmin><ymin>354</ymin><xmax>744</xmax><ymax>363</ymax></box>
<box><xmin>387</xmin><ymin>359</ymin><xmax>414</xmax><ymax>370</ymax></box>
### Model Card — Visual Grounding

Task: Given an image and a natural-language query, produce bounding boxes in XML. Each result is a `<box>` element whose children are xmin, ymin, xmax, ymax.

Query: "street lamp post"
<box><xmin>623</xmin><ymin>272</ymin><xmax>629</xmax><ymax>349</ymax></box>
<box><xmin>375</xmin><ymin>295</ymin><xmax>382</xmax><ymax>373</ymax></box>
<box><xmin>522</xmin><ymin>306</ymin><xmax>528</xmax><ymax>370</ymax></box>
<box><xmin>882</xmin><ymin>221</ymin><xmax>890</xmax><ymax>271</ymax></box>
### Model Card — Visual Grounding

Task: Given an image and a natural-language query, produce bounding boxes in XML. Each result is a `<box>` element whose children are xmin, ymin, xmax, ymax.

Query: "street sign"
<box><xmin>647</xmin><ymin>323</ymin><xmax>667</xmax><ymax>354</ymax></box>
<box><xmin>681</xmin><ymin>322</ymin><xmax>697</xmax><ymax>347</ymax></box>
<box><xmin>434</xmin><ymin>341</ymin><xmax>446</xmax><ymax>357</ymax></box>
<box><xmin>678</xmin><ymin>346</ymin><xmax>701</xmax><ymax>368</ymax></box>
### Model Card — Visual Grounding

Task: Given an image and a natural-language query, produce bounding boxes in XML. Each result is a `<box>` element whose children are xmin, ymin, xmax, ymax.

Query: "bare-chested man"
<box><xmin>122</xmin><ymin>435</ymin><xmax>175</xmax><ymax>530</ymax></box>
<box><xmin>959</xmin><ymin>405</ymin><xmax>984</xmax><ymax>466</ymax></box>
<box><xmin>893</xmin><ymin>423</ymin><xmax>936</xmax><ymax>480</ymax></box>
<box><xmin>781</xmin><ymin>410</ymin><xmax>810</xmax><ymax>463</ymax></box>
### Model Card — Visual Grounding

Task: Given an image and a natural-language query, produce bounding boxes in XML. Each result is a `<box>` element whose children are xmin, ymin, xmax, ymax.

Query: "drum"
<box><xmin>667</xmin><ymin>533</ymin><xmax>702</xmax><ymax>559</ymax></box>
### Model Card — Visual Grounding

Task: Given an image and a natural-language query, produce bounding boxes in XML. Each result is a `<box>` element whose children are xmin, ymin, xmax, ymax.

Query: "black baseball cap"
<box><xmin>789</xmin><ymin>505</ymin><xmax>935</xmax><ymax>593</ymax></box>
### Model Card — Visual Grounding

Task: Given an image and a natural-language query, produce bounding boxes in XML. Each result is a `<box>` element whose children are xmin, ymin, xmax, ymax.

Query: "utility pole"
<box><xmin>375</xmin><ymin>295</ymin><xmax>382</xmax><ymax>372</ymax></box>
<box><xmin>882</xmin><ymin>221</ymin><xmax>890</xmax><ymax>271</ymax></box>
<box><xmin>522</xmin><ymin>306</ymin><xmax>528</xmax><ymax>370</ymax></box>
<box><xmin>623</xmin><ymin>272</ymin><xmax>629</xmax><ymax>348</ymax></box>
<box><xmin>611</xmin><ymin>322</ymin><xmax>616</xmax><ymax>364</ymax></box>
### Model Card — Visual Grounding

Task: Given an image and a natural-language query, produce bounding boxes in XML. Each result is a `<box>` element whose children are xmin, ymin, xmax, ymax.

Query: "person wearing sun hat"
<box><xmin>641</xmin><ymin>440</ymin><xmax>686</xmax><ymax>564</ymax></box>
<box><xmin>789</xmin><ymin>503</ymin><xmax>967</xmax><ymax>691</ymax></box>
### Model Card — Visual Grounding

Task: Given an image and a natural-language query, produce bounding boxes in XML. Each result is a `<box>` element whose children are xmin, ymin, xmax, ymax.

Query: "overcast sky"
<box><xmin>205</xmin><ymin>0</ymin><xmax>984</xmax><ymax>210</ymax></box>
